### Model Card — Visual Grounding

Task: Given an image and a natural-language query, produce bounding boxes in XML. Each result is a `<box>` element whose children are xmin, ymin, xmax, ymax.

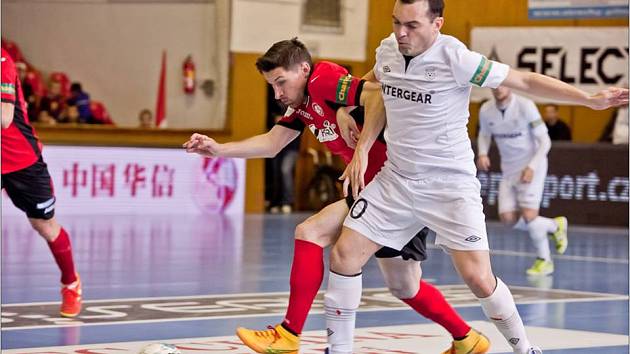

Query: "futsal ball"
<box><xmin>138</xmin><ymin>343</ymin><xmax>181</xmax><ymax>354</ymax></box>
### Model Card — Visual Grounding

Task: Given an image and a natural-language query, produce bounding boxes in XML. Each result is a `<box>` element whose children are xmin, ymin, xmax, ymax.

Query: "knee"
<box><xmin>387</xmin><ymin>279</ymin><xmax>419</xmax><ymax>299</ymax></box>
<box><xmin>31</xmin><ymin>219</ymin><xmax>59</xmax><ymax>241</ymax></box>
<box><xmin>500</xmin><ymin>214</ymin><xmax>517</xmax><ymax>225</ymax></box>
<box><xmin>295</xmin><ymin>221</ymin><xmax>328</xmax><ymax>247</ymax></box>
<box><xmin>461</xmin><ymin>270</ymin><xmax>496</xmax><ymax>297</ymax></box>
<box><xmin>330</xmin><ymin>243</ymin><xmax>360</xmax><ymax>274</ymax></box>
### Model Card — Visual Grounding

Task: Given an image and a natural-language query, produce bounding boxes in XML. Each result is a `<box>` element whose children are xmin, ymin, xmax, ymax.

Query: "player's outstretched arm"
<box><xmin>183</xmin><ymin>125</ymin><xmax>300</xmax><ymax>159</ymax></box>
<box><xmin>502</xmin><ymin>69</ymin><xmax>629</xmax><ymax>110</ymax></box>
<box><xmin>1</xmin><ymin>102</ymin><xmax>15</xmax><ymax>129</ymax></box>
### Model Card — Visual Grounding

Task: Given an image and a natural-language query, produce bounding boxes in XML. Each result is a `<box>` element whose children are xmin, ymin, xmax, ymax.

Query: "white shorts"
<box><xmin>343</xmin><ymin>165</ymin><xmax>489</xmax><ymax>252</ymax></box>
<box><xmin>498</xmin><ymin>161</ymin><xmax>547</xmax><ymax>214</ymax></box>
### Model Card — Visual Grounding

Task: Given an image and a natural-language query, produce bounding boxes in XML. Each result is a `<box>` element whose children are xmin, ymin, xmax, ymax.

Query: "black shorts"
<box><xmin>2</xmin><ymin>157</ymin><xmax>56</xmax><ymax>220</ymax></box>
<box><xmin>345</xmin><ymin>194</ymin><xmax>428</xmax><ymax>262</ymax></box>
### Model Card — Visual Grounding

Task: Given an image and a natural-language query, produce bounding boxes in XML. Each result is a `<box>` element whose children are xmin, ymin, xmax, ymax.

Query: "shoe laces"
<box><xmin>61</xmin><ymin>285</ymin><xmax>81</xmax><ymax>302</ymax></box>
<box><xmin>254</xmin><ymin>325</ymin><xmax>281</xmax><ymax>341</ymax></box>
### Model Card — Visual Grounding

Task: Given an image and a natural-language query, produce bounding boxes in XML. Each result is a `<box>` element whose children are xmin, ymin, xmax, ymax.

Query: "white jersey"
<box><xmin>479</xmin><ymin>94</ymin><xmax>548</xmax><ymax>176</ymax></box>
<box><xmin>375</xmin><ymin>33</ymin><xmax>509</xmax><ymax>179</ymax></box>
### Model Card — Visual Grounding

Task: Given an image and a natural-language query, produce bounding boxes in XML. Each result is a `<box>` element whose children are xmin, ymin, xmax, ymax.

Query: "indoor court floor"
<box><xmin>1</xmin><ymin>213</ymin><xmax>628</xmax><ymax>353</ymax></box>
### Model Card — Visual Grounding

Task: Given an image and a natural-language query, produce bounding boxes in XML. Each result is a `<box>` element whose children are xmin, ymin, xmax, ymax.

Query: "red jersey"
<box><xmin>277</xmin><ymin>61</ymin><xmax>387</xmax><ymax>184</ymax></box>
<box><xmin>1</xmin><ymin>48</ymin><xmax>42</xmax><ymax>174</ymax></box>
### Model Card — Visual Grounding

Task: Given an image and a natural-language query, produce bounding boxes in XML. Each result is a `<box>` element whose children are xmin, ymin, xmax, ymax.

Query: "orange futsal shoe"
<box><xmin>442</xmin><ymin>328</ymin><xmax>490</xmax><ymax>354</ymax></box>
<box><xmin>60</xmin><ymin>274</ymin><xmax>82</xmax><ymax>318</ymax></box>
<box><xmin>236</xmin><ymin>324</ymin><xmax>299</xmax><ymax>354</ymax></box>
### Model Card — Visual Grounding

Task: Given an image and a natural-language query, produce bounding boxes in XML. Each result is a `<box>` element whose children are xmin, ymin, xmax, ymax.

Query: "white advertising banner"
<box><xmin>528</xmin><ymin>0</ymin><xmax>629</xmax><ymax>19</ymax></box>
<box><xmin>1</xmin><ymin>146</ymin><xmax>246</xmax><ymax>215</ymax></box>
<box><xmin>470</xmin><ymin>27</ymin><xmax>629</xmax><ymax>102</ymax></box>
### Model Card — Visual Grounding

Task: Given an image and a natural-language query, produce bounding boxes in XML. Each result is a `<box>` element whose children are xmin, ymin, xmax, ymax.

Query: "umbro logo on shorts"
<box><xmin>350</xmin><ymin>198</ymin><xmax>368</xmax><ymax>219</ymax></box>
<box><xmin>327</xmin><ymin>328</ymin><xmax>334</xmax><ymax>337</ymax></box>
<box><xmin>509</xmin><ymin>338</ymin><xmax>520</xmax><ymax>345</ymax></box>
<box><xmin>465</xmin><ymin>235</ymin><xmax>481</xmax><ymax>242</ymax></box>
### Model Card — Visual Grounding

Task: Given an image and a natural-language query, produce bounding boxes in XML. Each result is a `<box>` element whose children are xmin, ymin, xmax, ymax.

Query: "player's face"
<box><xmin>262</xmin><ymin>63</ymin><xmax>310</xmax><ymax>108</ymax></box>
<box><xmin>492</xmin><ymin>86</ymin><xmax>511</xmax><ymax>102</ymax></box>
<box><xmin>392</xmin><ymin>0</ymin><xmax>443</xmax><ymax>57</ymax></box>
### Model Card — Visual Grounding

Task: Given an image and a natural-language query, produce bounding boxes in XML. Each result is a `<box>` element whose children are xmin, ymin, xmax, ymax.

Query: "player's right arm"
<box><xmin>336</xmin><ymin>70</ymin><xmax>379</xmax><ymax>147</ymax></box>
<box><xmin>476</xmin><ymin>107</ymin><xmax>492</xmax><ymax>171</ymax></box>
<box><xmin>183</xmin><ymin>125</ymin><xmax>300</xmax><ymax>158</ymax></box>
<box><xmin>342</xmin><ymin>81</ymin><xmax>385</xmax><ymax>198</ymax></box>
<box><xmin>1</xmin><ymin>102</ymin><xmax>14</xmax><ymax>129</ymax></box>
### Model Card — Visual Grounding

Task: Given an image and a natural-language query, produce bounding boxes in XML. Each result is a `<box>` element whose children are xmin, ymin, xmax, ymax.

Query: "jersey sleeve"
<box><xmin>276</xmin><ymin>107</ymin><xmax>306</xmax><ymax>132</ymax></box>
<box><xmin>524</xmin><ymin>99</ymin><xmax>547</xmax><ymax>137</ymax></box>
<box><xmin>1</xmin><ymin>51</ymin><xmax>17</xmax><ymax>104</ymax></box>
<box><xmin>448</xmin><ymin>45</ymin><xmax>509</xmax><ymax>89</ymax></box>
<box><xmin>312</xmin><ymin>65</ymin><xmax>365</xmax><ymax>107</ymax></box>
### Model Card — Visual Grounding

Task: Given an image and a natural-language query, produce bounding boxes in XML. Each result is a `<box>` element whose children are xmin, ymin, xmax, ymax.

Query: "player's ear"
<box><xmin>301</xmin><ymin>62</ymin><xmax>311</xmax><ymax>78</ymax></box>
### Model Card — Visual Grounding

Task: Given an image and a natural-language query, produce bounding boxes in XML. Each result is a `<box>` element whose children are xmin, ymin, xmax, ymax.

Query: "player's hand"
<box><xmin>340</xmin><ymin>148</ymin><xmax>368</xmax><ymax>199</ymax></box>
<box><xmin>587</xmin><ymin>87</ymin><xmax>629</xmax><ymax>110</ymax></box>
<box><xmin>182</xmin><ymin>133</ymin><xmax>222</xmax><ymax>157</ymax></box>
<box><xmin>336</xmin><ymin>107</ymin><xmax>361</xmax><ymax>149</ymax></box>
<box><xmin>476</xmin><ymin>155</ymin><xmax>491</xmax><ymax>171</ymax></box>
<box><xmin>521</xmin><ymin>167</ymin><xmax>534</xmax><ymax>183</ymax></box>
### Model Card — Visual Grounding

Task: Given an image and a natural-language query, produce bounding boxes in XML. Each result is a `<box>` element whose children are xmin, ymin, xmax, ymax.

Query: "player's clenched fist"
<box><xmin>183</xmin><ymin>133</ymin><xmax>222</xmax><ymax>157</ymax></box>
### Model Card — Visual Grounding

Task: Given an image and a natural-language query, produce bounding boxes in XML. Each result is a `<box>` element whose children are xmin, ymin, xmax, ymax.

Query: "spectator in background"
<box><xmin>16</xmin><ymin>62</ymin><xmax>39</xmax><ymax>122</ymax></box>
<box><xmin>59</xmin><ymin>104</ymin><xmax>80</xmax><ymax>124</ymax></box>
<box><xmin>37</xmin><ymin>110</ymin><xmax>56</xmax><ymax>126</ymax></box>
<box><xmin>138</xmin><ymin>109</ymin><xmax>153</xmax><ymax>128</ymax></box>
<box><xmin>39</xmin><ymin>80</ymin><xmax>65</xmax><ymax>122</ymax></box>
<box><xmin>66</xmin><ymin>83</ymin><xmax>91</xmax><ymax>124</ymax></box>
<box><xmin>600</xmin><ymin>107</ymin><xmax>629</xmax><ymax>144</ymax></box>
<box><xmin>542</xmin><ymin>104</ymin><xmax>572</xmax><ymax>141</ymax></box>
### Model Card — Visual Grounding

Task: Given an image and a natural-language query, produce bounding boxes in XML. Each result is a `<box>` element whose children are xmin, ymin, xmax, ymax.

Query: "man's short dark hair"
<box><xmin>545</xmin><ymin>103</ymin><xmax>559</xmax><ymax>110</ymax></box>
<box><xmin>70</xmin><ymin>82</ymin><xmax>82</xmax><ymax>93</ymax></box>
<box><xmin>399</xmin><ymin>0</ymin><xmax>444</xmax><ymax>21</ymax></box>
<box><xmin>255</xmin><ymin>38</ymin><xmax>313</xmax><ymax>73</ymax></box>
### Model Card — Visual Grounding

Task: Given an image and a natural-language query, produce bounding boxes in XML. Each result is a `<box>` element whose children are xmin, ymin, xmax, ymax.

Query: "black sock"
<box><xmin>281</xmin><ymin>321</ymin><xmax>299</xmax><ymax>336</ymax></box>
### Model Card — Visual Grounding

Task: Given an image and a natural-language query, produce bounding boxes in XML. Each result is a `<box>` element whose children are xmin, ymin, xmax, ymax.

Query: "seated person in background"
<box><xmin>16</xmin><ymin>62</ymin><xmax>39</xmax><ymax>122</ymax></box>
<box><xmin>600</xmin><ymin>107</ymin><xmax>629</xmax><ymax>144</ymax></box>
<box><xmin>66</xmin><ymin>83</ymin><xmax>91</xmax><ymax>124</ymax></box>
<box><xmin>39</xmin><ymin>80</ymin><xmax>65</xmax><ymax>122</ymax></box>
<box><xmin>138</xmin><ymin>109</ymin><xmax>153</xmax><ymax>128</ymax></box>
<box><xmin>58</xmin><ymin>104</ymin><xmax>80</xmax><ymax>124</ymax></box>
<box><xmin>542</xmin><ymin>104</ymin><xmax>572</xmax><ymax>141</ymax></box>
<box><xmin>36</xmin><ymin>110</ymin><xmax>56</xmax><ymax>126</ymax></box>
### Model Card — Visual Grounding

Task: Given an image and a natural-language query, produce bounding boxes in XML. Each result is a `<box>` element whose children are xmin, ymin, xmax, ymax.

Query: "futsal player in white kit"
<box><xmin>477</xmin><ymin>86</ymin><xmax>568</xmax><ymax>276</ymax></box>
<box><xmin>325</xmin><ymin>1</ymin><xmax>629</xmax><ymax>354</ymax></box>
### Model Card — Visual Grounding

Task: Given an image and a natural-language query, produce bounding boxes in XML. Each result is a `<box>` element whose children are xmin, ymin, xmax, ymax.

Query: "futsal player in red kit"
<box><xmin>1</xmin><ymin>48</ymin><xmax>82</xmax><ymax>317</ymax></box>
<box><xmin>184</xmin><ymin>38</ymin><xmax>489</xmax><ymax>354</ymax></box>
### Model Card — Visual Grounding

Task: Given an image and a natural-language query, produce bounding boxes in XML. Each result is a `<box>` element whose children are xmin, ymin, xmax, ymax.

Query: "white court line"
<box><xmin>3</xmin><ymin>321</ymin><xmax>628</xmax><ymax>353</ymax></box>
<box><xmin>2</xmin><ymin>292</ymin><xmax>627</xmax><ymax>331</ymax></box>
<box><xmin>426</xmin><ymin>244</ymin><xmax>630</xmax><ymax>264</ymax></box>
<box><xmin>1</xmin><ymin>284</ymin><xmax>623</xmax><ymax>307</ymax></box>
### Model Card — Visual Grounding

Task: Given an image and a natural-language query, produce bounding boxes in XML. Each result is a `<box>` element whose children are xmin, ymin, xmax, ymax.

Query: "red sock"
<box><xmin>282</xmin><ymin>240</ymin><xmax>324</xmax><ymax>335</ymax></box>
<box><xmin>403</xmin><ymin>280</ymin><xmax>470</xmax><ymax>339</ymax></box>
<box><xmin>47</xmin><ymin>228</ymin><xmax>78</xmax><ymax>285</ymax></box>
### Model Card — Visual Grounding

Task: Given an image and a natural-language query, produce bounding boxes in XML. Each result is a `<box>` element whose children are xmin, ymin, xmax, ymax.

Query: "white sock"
<box><xmin>478</xmin><ymin>278</ymin><xmax>532</xmax><ymax>353</ymax></box>
<box><xmin>512</xmin><ymin>217</ymin><xmax>528</xmax><ymax>231</ymax></box>
<box><xmin>324</xmin><ymin>272</ymin><xmax>362</xmax><ymax>354</ymax></box>
<box><xmin>527</xmin><ymin>217</ymin><xmax>553</xmax><ymax>261</ymax></box>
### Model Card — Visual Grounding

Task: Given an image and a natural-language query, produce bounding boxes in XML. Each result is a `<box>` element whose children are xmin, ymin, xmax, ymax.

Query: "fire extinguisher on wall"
<box><xmin>183</xmin><ymin>55</ymin><xmax>196</xmax><ymax>94</ymax></box>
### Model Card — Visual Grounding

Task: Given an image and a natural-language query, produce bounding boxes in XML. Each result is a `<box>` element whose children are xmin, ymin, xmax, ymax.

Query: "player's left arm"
<box><xmin>1</xmin><ymin>102</ymin><xmax>14</xmax><ymax>129</ymax></box>
<box><xmin>502</xmin><ymin>69</ymin><xmax>628</xmax><ymax>110</ymax></box>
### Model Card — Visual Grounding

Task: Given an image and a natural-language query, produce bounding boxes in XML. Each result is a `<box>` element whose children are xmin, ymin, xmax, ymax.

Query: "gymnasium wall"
<box><xmin>1</xmin><ymin>0</ymin><xmax>229</xmax><ymax>129</ymax></box>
